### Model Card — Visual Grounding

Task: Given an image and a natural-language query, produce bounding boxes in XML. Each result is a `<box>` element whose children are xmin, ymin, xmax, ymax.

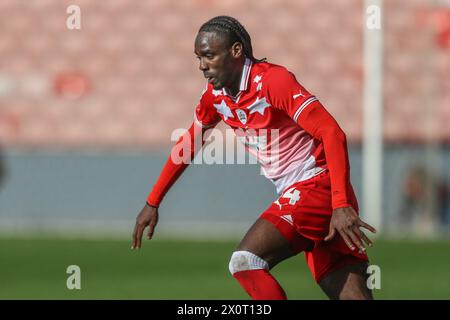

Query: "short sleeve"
<box><xmin>194</xmin><ymin>86</ymin><xmax>221</xmax><ymax>128</ymax></box>
<box><xmin>264</xmin><ymin>66</ymin><xmax>319</xmax><ymax>122</ymax></box>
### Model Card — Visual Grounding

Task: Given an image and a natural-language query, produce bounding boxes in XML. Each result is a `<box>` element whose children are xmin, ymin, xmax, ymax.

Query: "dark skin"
<box><xmin>131</xmin><ymin>31</ymin><xmax>377</xmax><ymax>300</ymax></box>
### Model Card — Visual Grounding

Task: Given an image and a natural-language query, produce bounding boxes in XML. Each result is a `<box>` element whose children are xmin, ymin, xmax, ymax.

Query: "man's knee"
<box><xmin>228</xmin><ymin>250</ymin><xmax>269</xmax><ymax>275</ymax></box>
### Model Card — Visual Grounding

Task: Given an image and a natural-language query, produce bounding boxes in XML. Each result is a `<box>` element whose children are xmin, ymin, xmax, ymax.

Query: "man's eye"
<box><xmin>206</xmin><ymin>54</ymin><xmax>214</xmax><ymax>59</ymax></box>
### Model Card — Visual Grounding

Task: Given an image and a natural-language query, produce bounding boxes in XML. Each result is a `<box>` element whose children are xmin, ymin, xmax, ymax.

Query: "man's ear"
<box><xmin>231</xmin><ymin>42</ymin><xmax>243</xmax><ymax>58</ymax></box>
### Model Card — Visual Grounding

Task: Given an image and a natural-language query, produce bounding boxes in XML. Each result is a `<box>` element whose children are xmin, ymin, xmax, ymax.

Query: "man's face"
<box><xmin>194</xmin><ymin>31</ymin><xmax>242</xmax><ymax>90</ymax></box>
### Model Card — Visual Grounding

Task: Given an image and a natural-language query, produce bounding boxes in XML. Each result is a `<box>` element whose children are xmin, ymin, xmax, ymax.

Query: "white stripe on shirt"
<box><xmin>293</xmin><ymin>96</ymin><xmax>318</xmax><ymax>122</ymax></box>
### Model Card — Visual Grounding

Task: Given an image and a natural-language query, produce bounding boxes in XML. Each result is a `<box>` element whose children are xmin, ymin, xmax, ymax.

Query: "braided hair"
<box><xmin>198</xmin><ymin>16</ymin><xmax>266</xmax><ymax>63</ymax></box>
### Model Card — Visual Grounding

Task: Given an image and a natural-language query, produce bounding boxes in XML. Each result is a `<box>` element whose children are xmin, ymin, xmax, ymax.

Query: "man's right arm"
<box><xmin>131</xmin><ymin>121</ymin><xmax>214</xmax><ymax>249</ymax></box>
<box><xmin>146</xmin><ymin>122</ymin><xmax>206</xmax><ymax>207</ymax></box>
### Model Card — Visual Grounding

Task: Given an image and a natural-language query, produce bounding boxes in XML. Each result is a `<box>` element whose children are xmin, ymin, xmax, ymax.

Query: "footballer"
<box><xmin>132</xmin><ymin>16</ymin><xmax>376</xmax><ymax>300</ymax></box>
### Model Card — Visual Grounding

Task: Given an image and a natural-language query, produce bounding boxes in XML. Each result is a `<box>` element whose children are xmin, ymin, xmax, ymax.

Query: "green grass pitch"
<box><xmin>0</xmin><ymin>235</ymin><xmax>449</xmax><ymax>299</ymax></box>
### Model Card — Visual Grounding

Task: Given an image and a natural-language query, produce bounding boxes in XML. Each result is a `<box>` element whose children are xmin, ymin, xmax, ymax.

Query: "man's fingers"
<box><xmin>359</xmin><ymin>220</ymin><xmax>377</xmax><ymax>234</ymax></box>
<box><xmin>146</xmin><ymin>221</ymin><xmax>156</xmax><ymax>239</ymax></box>
<box><xmin>136</xmin><ymin>227</ymin><xmax>143</xmax><ymax>249</ymax></box>
<box><xmin>132</xmin><ymin>223</ymin><xmax>145</xmax><ymax>249</ymax></box>
<box><xmin>360</xmin><ymin>231</ymin><xmax>373</xmax><ymax>247</ymax></box>
<box><xmin>131</xmin><ymin>224</ymin><xmax>138</xmax><ymax>249</ymax></box>
<box><xmin>338</xmin><ymin>229</ymin><xmax>357</xmax><ymax>251</ymax></box>
<box><xmin>347</xmin><ymin>227</ymin><xmax>365</xmax><ymax>251</ymax></box>
<box><xmin>146</xmin><ymin>225</ymin><xmax>152</xmax><ymax>239</ymax></box>
<box><xmin>324</xmin><ymin>228</ymin><xmax>336</xmax><ymax>241</ymax></box>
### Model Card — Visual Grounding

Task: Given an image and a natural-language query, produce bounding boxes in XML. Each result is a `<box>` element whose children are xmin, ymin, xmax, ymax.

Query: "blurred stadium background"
<box><xmin>0</xmin><ymin>0</ymin><xmax>449</xmax><ymax>299</ymax></box>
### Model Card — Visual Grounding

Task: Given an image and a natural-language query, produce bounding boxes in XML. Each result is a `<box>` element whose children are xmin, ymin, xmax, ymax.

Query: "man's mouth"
<box><xmin>204</xmin><ymin>75</ymin><xmax>215</xmax><ymax>84</ymax></box>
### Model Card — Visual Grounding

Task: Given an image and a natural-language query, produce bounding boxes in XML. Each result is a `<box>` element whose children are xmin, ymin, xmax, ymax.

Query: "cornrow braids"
<box><xmin>199</xmin><ymin>16</ymin><xmax>266</xmax><ymax>63</ymax></box>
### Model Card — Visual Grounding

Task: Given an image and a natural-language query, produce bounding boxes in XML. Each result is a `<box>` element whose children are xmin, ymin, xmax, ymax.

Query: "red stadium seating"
<box><xmin>0</xmin><ymin>0</ymin><xmax>448</xmax><ymax>149</ymax></box>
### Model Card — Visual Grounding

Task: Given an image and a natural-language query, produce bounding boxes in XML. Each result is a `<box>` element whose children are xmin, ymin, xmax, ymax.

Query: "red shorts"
<box><xmin>260</xmin><ymin>170</ymin><xmax>368</xmax><ymax>283</ymax></box>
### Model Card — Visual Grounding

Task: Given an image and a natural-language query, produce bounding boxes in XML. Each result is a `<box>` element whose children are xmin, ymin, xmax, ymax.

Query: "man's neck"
<box><xmin>225</xmin><ymin>59</ymin><xmax>246</xmax><ymax>97</ymax></box>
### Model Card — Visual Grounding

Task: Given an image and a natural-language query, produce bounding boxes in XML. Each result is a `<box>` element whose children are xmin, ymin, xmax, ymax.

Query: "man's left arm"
<box><xmin>297</xmin><ymin>103</ymin><xmax>376</xmax><ymax>251</ymax></box>
<box><xmin>264</xmin><ymin>67</ymin><xmax>376</xmax><ymax>251</ymax></box>
<box><xmin>297</xmin><ymin>102</ymin><xmax>350</xmax><ymax>209</ymax></box>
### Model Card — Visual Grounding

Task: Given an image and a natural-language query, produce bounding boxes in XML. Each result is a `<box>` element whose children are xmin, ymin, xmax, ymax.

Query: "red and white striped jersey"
<box><xmin>194</xmin><ymin>58</ymin><xmax>327</xmax><ymax>194</ymax></box>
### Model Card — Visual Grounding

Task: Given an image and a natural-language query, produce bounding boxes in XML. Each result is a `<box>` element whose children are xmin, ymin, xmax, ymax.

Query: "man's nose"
<box><xmin>198</xmin><ymin>58</ymin><xmax>208</xmax><ymax>71</ymax></box>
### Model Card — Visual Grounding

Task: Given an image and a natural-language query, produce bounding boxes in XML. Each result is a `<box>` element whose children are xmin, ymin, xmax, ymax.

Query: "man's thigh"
<box><xmin>318</xmin><ymin>261</ymin><xmax>373</xmax><ymax>300</ymax></box>
<box><xmin>236</xmin><ymin>218</ymin><xmax>298</xmax><ymax>269</ymax></box>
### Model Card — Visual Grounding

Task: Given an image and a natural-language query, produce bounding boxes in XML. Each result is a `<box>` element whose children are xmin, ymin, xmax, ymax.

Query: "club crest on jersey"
<box><xmin>236</xmin><ymin>109</ymin><xmax>248</xmax><ymax>125</ymax></box>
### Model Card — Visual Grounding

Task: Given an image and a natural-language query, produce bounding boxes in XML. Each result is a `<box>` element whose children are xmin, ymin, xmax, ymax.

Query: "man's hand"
<box><xmin>131</xmin><ymin>203</ymin><xmax>159</xmax><ymax>250</ymax></box>
<box><xmin>324</xmin><ymin>206</ymin><xmax>376</xmax><ymax>252</ymax></box>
